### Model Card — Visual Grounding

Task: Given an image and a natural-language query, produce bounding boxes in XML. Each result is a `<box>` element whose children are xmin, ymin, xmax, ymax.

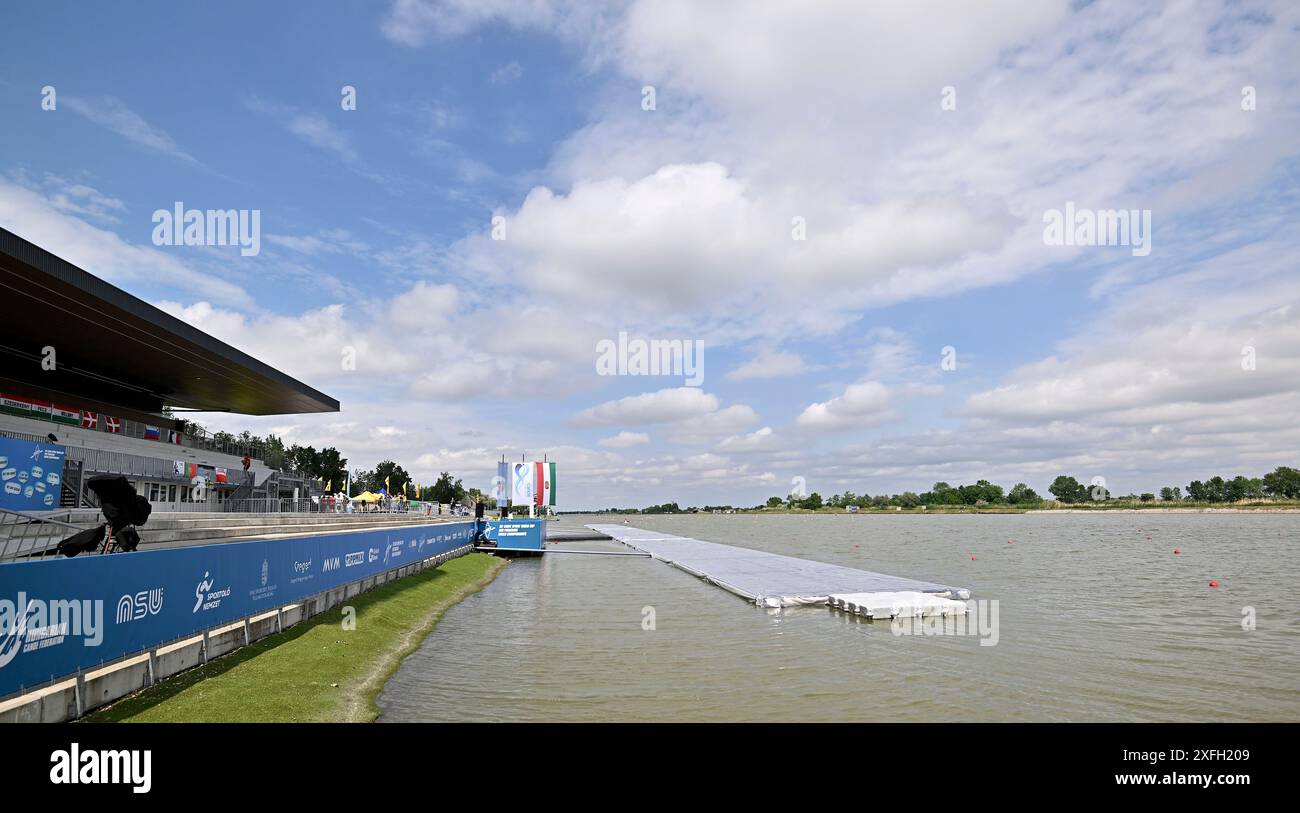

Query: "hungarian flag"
<box><xmin>143</xmin><ymin>426</ymin><xmax>161</xmax><ymax>440</ymax></box>
<box><xmin>0</xmin><ymin>394</ymin><xmax>33</xmax><ymax>417</ymax></box>
<box><xmin>30</xmin><ymin>400</ymin><xmax>53</xmax><ymax>420</ymax></box>
<box><xmin>80</xmin><ymin>411</ymin><xmax>98</xmax><ymax>429</ymax></box>
<box><xmin>53</xmin><ymin>405</ymin><xmax>80</xmax><ymax>426</ymax></box>
<box><xmin>104</xmin><ymin>415</ymin><xmax>121</xmax><ymax>433</ymax></box>
<box><xmin>542</xmin><ymin>461</ymin><xmax>557</xmax><ymax>506</ymax></box>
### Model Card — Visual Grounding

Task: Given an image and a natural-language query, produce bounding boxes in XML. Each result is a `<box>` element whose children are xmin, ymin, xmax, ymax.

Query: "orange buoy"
<box><xmin>1173</xmin><ymin>549</ymin><xmax>1181</xmax><ymax>554</ymax></box>
<box><xmin>970</xmin><ymin>555</ymin><xmax>977</xmax><ymax>560</ymax></box>
<box><xmin>1209</xmin><ymin>580</ymin><xmax>1219</xmax><ymax>588</ymax></box>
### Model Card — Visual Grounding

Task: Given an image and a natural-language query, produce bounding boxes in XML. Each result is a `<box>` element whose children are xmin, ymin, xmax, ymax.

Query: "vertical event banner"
<box><xmin>509</xmin><ymin>461</ymin><xmax>533</xmax><ymax>506</ymax></box>
<box><xmin>493</xmin><ymin>460</ymin><xmax>507</xmax><ymax>502</ymax></box>
<box><xmin>0</xmin><ymin>436</ymin><xmax>65</xmax><ymax>511</ymax></box>
<box><xmin>0</xmin><ymin>520</ymin><xmax>478</xmax><ymax>697</ymax></box>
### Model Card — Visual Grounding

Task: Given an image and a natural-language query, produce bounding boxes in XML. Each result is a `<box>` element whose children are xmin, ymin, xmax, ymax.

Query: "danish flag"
<box><xmin>80</xmin><ymin>411</ymin><xmax>98</xmax><ymax>429</ymax></box>
<box><xmin>104</xmin><ymin>415</ymin><xmax>121</xmax><ymax>434</ymax></box>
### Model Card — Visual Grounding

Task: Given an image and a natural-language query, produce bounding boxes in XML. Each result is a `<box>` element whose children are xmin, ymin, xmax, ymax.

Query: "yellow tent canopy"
<box><xmin>351</xmin><ymin>491</ymin><xmax>381</xmax><ymax>502</ymax></box>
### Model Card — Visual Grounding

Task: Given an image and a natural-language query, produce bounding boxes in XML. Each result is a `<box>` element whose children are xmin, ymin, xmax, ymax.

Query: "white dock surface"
<box><xmin>587</xmin><ymin>524</ymin><xmax>969</xmax><ymax>608</ymax></box>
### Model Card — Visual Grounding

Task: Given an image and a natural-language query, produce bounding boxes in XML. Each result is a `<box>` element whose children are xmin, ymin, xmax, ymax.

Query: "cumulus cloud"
<box><xmin>569</xmin><ymin>387</ymin><xmax>720</xmax><ymax>428</ymax></box>
<box><xmin>599</xmin><ymin>431</ymin><xmax>650</xmax><ymax>448</ymax></box>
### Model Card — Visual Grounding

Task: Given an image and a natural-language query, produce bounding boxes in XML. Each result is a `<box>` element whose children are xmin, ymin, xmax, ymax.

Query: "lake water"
<box><xmin>377</xmin><ymin>513</ymin><xmax>1299</xmax><ymax>722</ymax></box>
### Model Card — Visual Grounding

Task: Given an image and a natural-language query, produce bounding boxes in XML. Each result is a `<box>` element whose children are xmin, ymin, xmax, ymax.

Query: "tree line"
<box><xmin>765</xmin><ymin>465</ymin><xmax>1300</xmax><ymax>509</ymax></box>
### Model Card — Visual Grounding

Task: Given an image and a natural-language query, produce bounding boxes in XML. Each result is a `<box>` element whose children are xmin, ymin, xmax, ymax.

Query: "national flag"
<box><xmin>52</xmin><ymin>405</ymin><xmax>80</xmax><ymax>426</ymax></box>
<box><xmin>80</xmin><ymin>411</ymin><xmax>98</xmax><ymax>429</ymax></box>
<box><xmin>104</xmin><ymin>415</ymin><xmax>121</xmax><ymax>434</ymax></box>
<box><xmin>215</xmin><ymin>468</ymin><xmax>228</xmax><ymax>484</ymax></box>
<box><xmin>144</xmin><ymin>426</ymin><xmax>161</xmax><ymax>440</ymax></box>
<box><xmin>167</xmin><ymin>429</ymin><xmax>183</xmax><ymax>444</ymax></box>
<box><xmin>0</xmin><ymin>393</ymin><xmax>33</xmax><ymax>417</ymax></box>
<box><xmin>325</xmin><ymin>479</ymin><xmax>332</xmax><ymax>492</ymax></box>
<box><xmin>385</xmin><ymin>476</ymin><xmax>390</xmax><ymax>492</ymax></box>
<box><xmin>546</xmin><ymin>461</ymin><xmax>557</xmax><ymax>506</ymax></box>
<box><xmin>187</xmin><ymin>463</ymin><xmax>198</xmax><ymax>478</ymax></box>
<box><xmin>533</xmin><ymin>461</ymin><xmax>545</xmax><ymax>505</ymax></box>
<box><xmin>30</xmin><ymin>400</ymin><xmax>53</xmax><ymax>420</ymax></box>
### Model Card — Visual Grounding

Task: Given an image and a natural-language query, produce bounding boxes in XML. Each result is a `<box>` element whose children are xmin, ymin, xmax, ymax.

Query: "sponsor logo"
<box><xmin>368</xmin><ymin>547</ymin><xmax>379</xmax><ymax>563</ymax></box>
<box><xmin>192</xmin><ymin>572</ymin><xmax>231</xmax><ymax>613</ymax></box>
<box><xmin>1</xmin><ymin>594</ymin><xmax>104</xmax><ymax>670</ymax></box>
<box><xmin>345</xmin><ymin>551</ymin><xmax>365</xmax><ymax>567</ymax></box>
<box><xmin>49</xmin><ymin>743</ymin><xmax>151</xmax><ymax>794</ymax></box>
<box><xmin>260</xmin><ymin>559</ymin><xmax>269</xmax><ymax>587</ymax></box>
<box><xmin>115</xmin><ymin>589</ymin><xmax>164</xmax><ymax>624</ymax></box>
<box><xmin>322</xmin><ymin>556</ymin><xmax>342</xmax><ymax>573</ymax></box>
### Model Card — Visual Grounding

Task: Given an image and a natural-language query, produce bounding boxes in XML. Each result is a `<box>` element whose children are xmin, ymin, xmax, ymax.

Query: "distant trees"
<box><xmin>1007</xmin><ymin>483</ymin><xmax>1041</xmax><ymax>504</ymax></box>
<box><xmin>1049</xmin><ymin>476</ymin><xmax>1088</xmax><ymax>504</ymax></box>
<box><xmin>727</xmin><ymin>466</ymin><xmax>1300</xmax><ymax>513</ymax></box>
<box><xmin>1262</xmin><ymin>466</ymin><xmax>1300</xmax><ymax>499</ymax></box>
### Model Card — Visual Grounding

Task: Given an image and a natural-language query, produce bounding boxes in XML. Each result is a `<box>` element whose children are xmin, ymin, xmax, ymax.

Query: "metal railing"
<box><xmin>0</xmin><ymin>508</ymin><xmax>88</xmax><ymax>562</ymax></box>
<box><xmin>3</xmin><ymin>411</ymin><xmax>268</xmax><ymax>461</ymax></box>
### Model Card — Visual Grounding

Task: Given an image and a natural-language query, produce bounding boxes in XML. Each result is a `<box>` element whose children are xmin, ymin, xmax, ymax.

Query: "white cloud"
<box><xmin>599</xmin><ymin>431</ymin><xmax>650</xmax><ymax>448</ymax></box>
<box><xmin>63</xmin><ymin>96</ymin><xmax>199</xmax><ymax>164</ymax></box>
<box><xmin>570</xmin><ymin>387</ymin><xmax>719</xmax><ymax>428</ymax></box>
<box><xmin>795</xmin><ymin>381</ymin><xmax>898</xmax><ymax>432</ymax></box>
<box><xmin>726</xmin><ymin>350</ymin><xmax>808</xmax><ymax>381</ymax></box>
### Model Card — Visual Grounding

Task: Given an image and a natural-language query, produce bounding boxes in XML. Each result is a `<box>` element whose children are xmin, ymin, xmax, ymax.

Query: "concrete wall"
<box><xmin>0</xmin><ymin>544</ymin><xmax>474</xmax><ymax>723</ymax></box>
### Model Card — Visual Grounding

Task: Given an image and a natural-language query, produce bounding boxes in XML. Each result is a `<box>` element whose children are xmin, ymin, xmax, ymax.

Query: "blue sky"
<box><xmin>2</xmin><ymin>1</ymin><xmax>1298</xmax><ymax>508</ymax></box>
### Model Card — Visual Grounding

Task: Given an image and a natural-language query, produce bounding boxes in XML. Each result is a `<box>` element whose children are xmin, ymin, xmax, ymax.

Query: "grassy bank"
<box><xmin>87</xmin><ymin>553</ymin><xmax>506</xmax><ymax>723</ymax></box>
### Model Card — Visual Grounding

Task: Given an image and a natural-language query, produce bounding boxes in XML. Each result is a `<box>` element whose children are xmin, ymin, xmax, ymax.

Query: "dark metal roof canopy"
<box><xmin>0</xmin><ymin>226</ymin><xmax>339</xmax><ymax>418</ymax></box>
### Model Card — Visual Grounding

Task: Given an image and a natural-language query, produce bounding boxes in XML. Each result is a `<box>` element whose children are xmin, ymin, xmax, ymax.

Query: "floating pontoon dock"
<box><xmin>587</xmin><ymin>524</ymin><xmax>970</xmax><ymax>617</ymax></box>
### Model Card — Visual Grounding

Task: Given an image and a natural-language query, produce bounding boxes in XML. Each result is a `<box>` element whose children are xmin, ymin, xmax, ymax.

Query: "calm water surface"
<box><xmin>378</xmin><ymin>513</ymin><xmax>1299</xmax><ymax>721</ymax></box>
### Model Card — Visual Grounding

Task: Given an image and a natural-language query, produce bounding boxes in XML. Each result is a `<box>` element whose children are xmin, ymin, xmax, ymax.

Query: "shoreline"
<box><xmin>85</xmin><ymin>553</ymin><xmax>507</xmax><ymax>723</ymax></box>
<box><xmin>571</xmin><ymin>505</ymin><xmax>1300</xmax><ymax>516</ymax></box>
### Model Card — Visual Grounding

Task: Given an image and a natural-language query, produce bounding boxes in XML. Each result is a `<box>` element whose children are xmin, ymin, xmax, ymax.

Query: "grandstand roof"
<box><xmin>0</xmin><ymin>227</ymin><xmax>339</xmax><ymax>418</ymax></box>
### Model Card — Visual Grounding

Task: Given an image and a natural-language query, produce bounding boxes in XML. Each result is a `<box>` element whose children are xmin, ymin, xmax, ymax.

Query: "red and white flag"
<box><xmin>81</xmin><ymin>411</ymin><xmax>98</xmax><ymax>429</ymax></box>
<box><xmin>104</xmin><ymin>415</ymin><xmax>121</xmax><ymax>434</ymax></box>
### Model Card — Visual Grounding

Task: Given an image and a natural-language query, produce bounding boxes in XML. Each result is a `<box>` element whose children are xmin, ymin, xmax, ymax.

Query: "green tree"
<box><xmin>372</xmin><ymin>460</ymin><xmax>411</xmax><ymax>496</ymax></box>
<box><xmin>1049</xmin><ymin>475</ymin><xmax>1087</xmax><ymax>503</ymax></box>
<box><xmin>765</xmin><ymin>496</ymin><xmax>783</xmax><ymax>508</ymax></box>
<box><xmin>1007</xmin><ymin>483</ymin><xmax>1041</xmax><ymax>504</ymax></box>
<box><xmin>800</xmin><ymin>492</ymin><xmax>824</xmax><ymax>510</ymax></box>
<box><xmin>429</xmin><ymin>471</ymin><xmax>465</xmax><ymax>504</ymax></box>
<box><xmin>1262</xmin><ymin>466</ymin><xmax>1300</xmax><ymax>499</ymax></box>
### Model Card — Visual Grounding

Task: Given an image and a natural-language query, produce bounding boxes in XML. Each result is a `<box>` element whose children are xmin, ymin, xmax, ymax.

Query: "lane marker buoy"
<box><xmin>1173</xmin><ymin>549</ymin><xmax>1181</xmax><ymax>554</ymax></box>
<box><xmin>1209</xmin><ymin>580</ymin><xmax>1219</xmax><ymax>588</ymax></box>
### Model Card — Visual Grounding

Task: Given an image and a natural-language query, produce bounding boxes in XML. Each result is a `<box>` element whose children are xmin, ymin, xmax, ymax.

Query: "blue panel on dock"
<box><xmin>586</xmin><ymin>525</ymin><xmax>967</xmax><ymax>608</ymax></box>
<box><xmin>483</xmin><ymin>518</ymin><xmax>545</xmax><ymax>550</ymax></box>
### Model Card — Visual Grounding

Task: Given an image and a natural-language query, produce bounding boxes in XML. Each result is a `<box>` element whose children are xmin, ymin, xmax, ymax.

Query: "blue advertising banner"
<box><xmin>481</xmin><ymin>518</ymin><xmax>545</xmax><ymax>550</ymax></box>
<box><xmin>0</xmin><ymin>436</ymin><xmax>65</xmax><ymax>511</ymax></box>
<box><xmin>0</xmin><ymin>520</ymin><xmax>476</xmax><ymax>698</ymax></box>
